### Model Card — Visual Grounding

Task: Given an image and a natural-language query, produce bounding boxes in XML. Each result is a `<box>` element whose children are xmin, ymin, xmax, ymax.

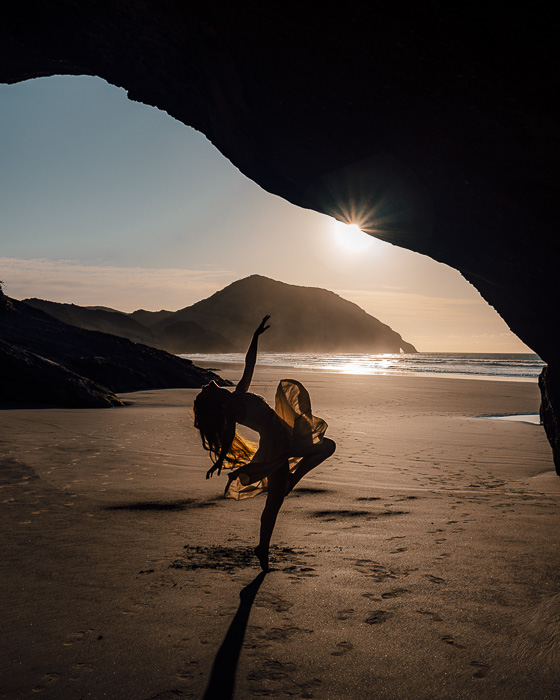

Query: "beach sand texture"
<box><xmin>1</xmin><ymin>368</ymin><xmax>559</xmax><ymax>699</ymax></box>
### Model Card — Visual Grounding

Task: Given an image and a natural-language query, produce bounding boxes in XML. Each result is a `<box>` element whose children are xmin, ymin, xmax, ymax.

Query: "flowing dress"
<box><xmin>224</xmin><ymin>379</ymin><xmax>328</xmax><ymax>500</ymax></box>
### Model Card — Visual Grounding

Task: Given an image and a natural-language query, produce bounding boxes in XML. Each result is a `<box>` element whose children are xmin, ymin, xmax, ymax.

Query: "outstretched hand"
<box><xmin>206</xmin><ymin>463</ymin><xmax>222</xmax><ymax>479</ymax></box>
<box><xmin>254</xmin><ymin>314</ymin><xmax>271</xmax><ymax>336</ymax></box>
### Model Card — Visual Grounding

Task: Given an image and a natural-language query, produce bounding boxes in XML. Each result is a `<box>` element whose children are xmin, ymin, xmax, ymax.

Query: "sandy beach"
<box><xmin>1</xmin><ymin>366</ymin><xmax>559</xmax><ymax>699</ymax></box>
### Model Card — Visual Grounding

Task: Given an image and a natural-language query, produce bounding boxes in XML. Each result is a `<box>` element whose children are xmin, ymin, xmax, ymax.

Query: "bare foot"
<box><xmin>254</xmin><ymin>545</ymin><xmax>270</xmax><ymax>572</ymax></box>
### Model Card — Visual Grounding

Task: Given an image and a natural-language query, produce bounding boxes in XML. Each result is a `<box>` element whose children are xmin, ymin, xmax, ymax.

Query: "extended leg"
<box><xmin>287</xmin><ymin>438</ymin><xmax>336</xmax><ymax>493</ymax></box>
<box><xmin>255</xmin><ymin>461</ymin><xmax>289</xmax><ymax>571</ymax></box>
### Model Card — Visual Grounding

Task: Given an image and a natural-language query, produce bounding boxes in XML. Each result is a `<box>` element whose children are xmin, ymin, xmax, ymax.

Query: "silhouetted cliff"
<box><xmin>1</xmin><ymin>296</ymin><xmax>229</xmax><ymax>408</ymax></box>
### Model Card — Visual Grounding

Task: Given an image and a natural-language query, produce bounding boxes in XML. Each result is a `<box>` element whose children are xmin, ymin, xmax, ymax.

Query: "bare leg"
<box><xmin>255</xmin><ymin>461</ymin><xmax>289</xmax><ymax>571</ymax></box>
<box><xmin>287</xmin><ymin>438</ymin><xmax>336</xmax><ymax>493</ymax></box>
<box><xmin>224</xmin><ymin>472</ymin><xmax>235</xmax><ymax>497</ymax></box>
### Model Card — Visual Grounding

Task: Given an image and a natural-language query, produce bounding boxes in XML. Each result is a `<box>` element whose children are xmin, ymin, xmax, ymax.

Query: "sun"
<box><xmin>332</xmin><ymin>221</ymin><xmax>374</xmax><ymax>252</ymax></box>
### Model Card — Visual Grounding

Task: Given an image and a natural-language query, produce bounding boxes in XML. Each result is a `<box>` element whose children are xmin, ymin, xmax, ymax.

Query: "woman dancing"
<box><xmin>193</xmin><ymin>315</ymin><xmax>336</xmax><ymax>571</ymax></box>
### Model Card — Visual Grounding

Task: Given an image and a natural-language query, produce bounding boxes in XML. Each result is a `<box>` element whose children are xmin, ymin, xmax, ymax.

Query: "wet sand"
<box><xmin>1</xmin><ymin>368</ymin><xmax>559</xmax><ymax>698</ymax></box>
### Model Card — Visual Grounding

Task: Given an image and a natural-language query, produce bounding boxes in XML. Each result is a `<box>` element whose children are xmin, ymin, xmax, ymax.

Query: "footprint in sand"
<box><xmin>63</xmin><ymin>631</ymin><xmax>87</xmax><ymax>646</ymax></box>
<box><xmin>331</xmin><ymin>641</ymin><xmax>354</xmax><ymax>656</ymax></box>
<box><xmin>381</xmin><ymin>588</ymin><xmax>410</xmax><ymax>599</ymax></box>
<box><xmin>259</xmin><ymin>625</ymin><xmax>313</xmax><ymax>642</ymax></box>
<box><xmin>336</xmin><ymin>609</ymin><xmax>355</xmax><ymax>620</ymax></box>
<box><xmin>255</xmin><ymin>592</ymin><xmax>293</xmax><ymax>613</ymax></box>
<box><xmin>282</xmin><ymin>564</ymin><xmax>318</xmax><ymax>580</ymax></box>
<box><xmin>258</xmin><ymin>658</ymin><xmax>297</xmax><ymax>679</ymax></box>
<box><xmin>390</xmin><ymin>547</ymin><xmax>408</xmax><ymax>554</ymax></box>
<box><xmin>352</xmin><ymin>560</ymin><xmax>398</xmax><ymax>582</ymax></box>
<box><xmin>441</xmin><ymin>634</ymin><xmax>466</xmax><ymax>649</ymax></box>
<box><xmin>69</xmin><ymin>663</ymin><xmax>95</xmax><ymax>681</ymax></box>
<box><xmin>248</xmin><ymin>660</ymin><xmax>319</xmax><ymax>698</ymax></box>
<box><xmin>365</xmin><ymin>610</ymin><xmax>394</xmax><ymax>625</ymax></box>
<box><xmin>32</xmin><ymin>673</ymin><xmax>60</xmax><ymax>693</ymax></box>
<box><xmin>176</xmin><ymin>669</ymin><xmax>196</xmax><ymax>682</ymax></box>
<box><xmin>416</xmin><ymin>609</ymin><xmax>443</xmax><ymax>622</ymax></box>
<box><xmin>425</xmin><ymin>574</ymin><xmax>445</xmax><ymax>584</ymax></box>
<box><xmin>146</xmin><ymin>689</ymin><xmax>191</xmax><ymax>699</ymax></box>
<box><xmin>72</xmin><ymin>663</ymin><xmax>94</xmax><ymax>672</ymax></box>
<box><xmin>471</xmin><ymin>660</ymin><xmax>491</xmax><ymax>678</ymax></box>
<box><xmin>120</xmin><ymin>606</ymin><xmax>144</xmax><ymax>616</ymax></box>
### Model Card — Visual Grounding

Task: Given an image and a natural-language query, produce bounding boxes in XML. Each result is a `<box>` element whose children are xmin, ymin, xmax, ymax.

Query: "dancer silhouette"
<box><xmin>193</xmin><ymin>316</ymin><xmax>335</xmax><ymax>570</ymax></box>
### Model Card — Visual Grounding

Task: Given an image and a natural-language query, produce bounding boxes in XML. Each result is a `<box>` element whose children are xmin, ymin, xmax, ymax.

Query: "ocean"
<box><xmin>184</xmin><ymin>352</ymin><xmax>545</xmax><ymax>382</ymax></box>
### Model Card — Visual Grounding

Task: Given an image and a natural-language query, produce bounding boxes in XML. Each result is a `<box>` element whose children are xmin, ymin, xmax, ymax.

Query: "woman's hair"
<box><xmin>193</xmin><ymin>389</ymin><xmax>256</xmax><ymax>468</ymax></box>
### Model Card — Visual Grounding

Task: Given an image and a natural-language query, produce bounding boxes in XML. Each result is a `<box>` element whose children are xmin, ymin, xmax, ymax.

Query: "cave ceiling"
<box><xmin>1</xmin><ymin>3</ymin><xmax>558</xmax><ymax>361</ymax></box>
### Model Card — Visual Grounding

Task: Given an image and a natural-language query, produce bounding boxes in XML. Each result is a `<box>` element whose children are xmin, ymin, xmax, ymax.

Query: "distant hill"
<box><xmin>154</xmin><ymin>275</ymin><xmax>417</xmax><ymax>353</ymax></box>
<box><xmin>22</xmin><ymin>298</ymin><xmax>233</xmax><ymax>352</ymax></box>
<box><xmin>22</xmin><ymin>275</ymin><xmax>417</xmax><ymax>354</ymax></box>
<box><xmin>24</xmin><ymin>298</ymin><xmax>158</xmax><ymax>346</ymax></box>
<box><xmin>156</xmin><ymin>320</ymin><xmax>234</xmax><ymax>354</ymax></box>
<box><xmin>129</xmin><ymin>308</ymin><xmax>174</xmax><ymax>328</ymax></box>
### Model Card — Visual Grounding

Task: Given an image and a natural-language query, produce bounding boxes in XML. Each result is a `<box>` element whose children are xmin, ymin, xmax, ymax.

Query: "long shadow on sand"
<box><xmin>203</xmin><ymin>571</ymin><xmax>267</xmax><ymax>700</ymax></box>
<box><xmin>103</xmin><ymin>498</ymin><xmax>219</xmax><ymax>511</ymax></box>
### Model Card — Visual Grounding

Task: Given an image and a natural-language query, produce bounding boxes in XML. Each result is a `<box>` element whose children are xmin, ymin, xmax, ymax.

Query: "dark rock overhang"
<box><xmin>2</xmin><ymin>3</ymin><xmax>559</xmax><ymax>467</ymax></box>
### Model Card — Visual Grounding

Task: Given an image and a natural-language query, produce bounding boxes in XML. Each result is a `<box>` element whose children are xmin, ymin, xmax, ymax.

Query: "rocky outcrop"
<box><xmin>1</xmin><ymin>5</ymin><xmax>558</xmax><ymax>464</ymax></box>
<box><xmin>539</xmin><ymin>367</ymin><xmax>560</xmax><ymax>475</ymax></box>
<box><xmin>0</xmin><ymin>338</ymin><xmax>123</xmax><ymax>408</ymax></box>
<box><xmin>1</xmin><ymin>296</ymin><xmax>230</xmax><ymax>408</ymax></box>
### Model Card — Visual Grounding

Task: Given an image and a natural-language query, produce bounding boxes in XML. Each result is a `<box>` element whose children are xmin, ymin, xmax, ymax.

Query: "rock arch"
<box><xmin>2</xmin><ymin>3</ymin><xmax>559</xmax><ymax>469</ymax></box>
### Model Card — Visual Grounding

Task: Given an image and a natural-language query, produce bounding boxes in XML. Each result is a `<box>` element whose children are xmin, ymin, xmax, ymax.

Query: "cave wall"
<box><xmin>2</xmin><ymin>2</ymin><xmax>559</xmax><ymax>466</ymax></box>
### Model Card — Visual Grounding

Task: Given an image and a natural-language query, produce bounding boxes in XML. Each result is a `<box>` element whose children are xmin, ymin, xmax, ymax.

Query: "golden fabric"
<box><xmin>225</xmin><ymin>379</ymin><xmax>328</xmax><ymax>500</ymax></box>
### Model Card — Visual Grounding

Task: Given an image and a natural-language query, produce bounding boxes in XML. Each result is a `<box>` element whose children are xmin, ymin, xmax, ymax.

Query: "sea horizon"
<box><xmin>183</xmin><ymin>351</ymin><xmax>545</xmax><ymax>382</ymax></box>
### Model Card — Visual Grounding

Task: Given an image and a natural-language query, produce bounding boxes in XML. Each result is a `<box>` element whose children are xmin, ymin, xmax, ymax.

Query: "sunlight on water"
<box><xmin>336</xmin><ymin>356</ymin><xmax>393</xmax><ymax>374</ymax></box>
<box><xmin>184</xmin><ymin>352</ymin><xmax>545</xmax><ymax>381</ymax></box>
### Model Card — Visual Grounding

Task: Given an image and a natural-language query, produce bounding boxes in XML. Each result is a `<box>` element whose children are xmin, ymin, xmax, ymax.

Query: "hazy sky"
<box><xmin>1</xmin><ymin>76</ymin><xmax>530</xmax><ymax>353</ymax></box>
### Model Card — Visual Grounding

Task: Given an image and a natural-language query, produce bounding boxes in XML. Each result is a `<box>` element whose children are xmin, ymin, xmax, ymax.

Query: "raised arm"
<box><xmin>235</xmin><ymin>315</ymin><xmax>270</xmax><ymax>394</ymax></box>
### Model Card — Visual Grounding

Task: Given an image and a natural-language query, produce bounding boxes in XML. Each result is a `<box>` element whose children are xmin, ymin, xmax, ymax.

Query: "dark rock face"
<box><xmin>539</xmin><ymin>367</ymin><xmax>560</xmax><ymax>475</ymax></box>
<box><xmin>1</xmin><ymin>297</ymin><xmax>230</xmax><ymax>408</ymax></box>
<box><xmin>0</xmin><ymin>338</ymin><xmax>123</xmax><ymax>408</ymax></box>
<box><xmin>1</xmin><ymin>5</ymin><xmax>558</xmax><ymax>464</ymax></box>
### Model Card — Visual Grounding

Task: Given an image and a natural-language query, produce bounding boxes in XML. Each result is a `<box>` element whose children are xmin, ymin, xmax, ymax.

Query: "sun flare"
<box><xmin>332</xmin><ymin>221</ymin><xmax>373</xmax><ymax>252</ymax></box>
